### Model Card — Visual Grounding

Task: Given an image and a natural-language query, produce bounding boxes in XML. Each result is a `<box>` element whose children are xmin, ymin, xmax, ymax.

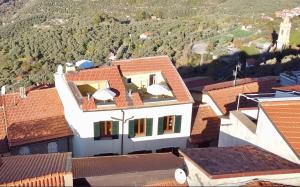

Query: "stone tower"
<box><xmin>277</xmin><ymin>16</ymin><xmax>292</xmax><ymax>50</ymax></box>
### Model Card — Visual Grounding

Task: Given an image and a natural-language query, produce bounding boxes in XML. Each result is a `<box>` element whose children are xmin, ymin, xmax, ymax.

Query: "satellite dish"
<box><xmin>174</xmin><ymin>168</ymin><xmax>187</xmax><ymax>184</ymax></box>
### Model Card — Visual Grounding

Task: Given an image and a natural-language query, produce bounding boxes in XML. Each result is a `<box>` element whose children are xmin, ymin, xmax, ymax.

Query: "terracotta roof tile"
<box><xmin>144</xmin><ymin>179</ymin><xmax>187</xmax><ymax>187</ymax></box>
<box><xmin>202</xmin><ymin>76</ymin><xmax>278</xmax><ymax>92</ymax></box>
<box><xmin>66</xmin><ymin>66</ymin><xmax>128</xmax><ymax>108</ymax></box>
<box><xmin>72</xmin><ymin>153</ymin><xmax>184</xmax><ymax>179</ymax></box>
<box><xmin>113</xmin><ymin>56</ymin><xmax>193</xmax><ymax>104</ymax></box>
<box><xmin>261</xmin><ymin>100</ymin><xmax>300</xmax><ymax>158</ymax></box>
<box><xmin>184</xmin><ymin>76</ymin><xmax>215</xmax><ymax>90</ymax></box>
<box><xmin>244</xmin><ymin>180</ymin><xmax>292</xmax><ymax>187</ymax></box>
<box><xmin>8</xmin><ymin>116</ymin><xmax>73</xmax><ymax>147</ymax></box>
<box><xmin>66</xmin><ymin>56</ymin><xmax>193</xmax><ymax>110</ymax></box>
<box><xmin>0</xmin><ymin>152</ymin><xmax>72</xmax><ymax>185</ymax></box>
<box><xmin>0</xmin><ymin>88</ymin><xmax>72</xmax><ymax>153</ymax></box>
<box><xmin>190</xmin><ymin>104</ymin><xmax>220</xmax><ymax>144</ymax></box>
<box><xmin>206</xmin><ymin>77</ymin><xmax>279</xmax><ymax>114</ymax></box>
<box><xmin>273</xmin><ymin>85</ymin><xmax>300</xmax><ymax>92</ymax></box>
<box><xmin>180</xmin><ymin>145</ymin><xmax>300</xmax><ymax>179</ymax></box>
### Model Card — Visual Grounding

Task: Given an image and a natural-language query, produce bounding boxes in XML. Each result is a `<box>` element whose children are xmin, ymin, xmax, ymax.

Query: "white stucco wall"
<box><xmin>218</xmin><ymin>107</ymin><xmax>300</xmax><ymax>164</ymax></box>
<box><xmin>218</xmin><ymin>111</ymin><xmax>256</xmax><ymax>147</ymax></box>
<box><xmin>184</xmin><ymin>156</ymin><xmax>300</xmax><ymax>186</ymax></box>
<box><xmin>202</xmin><ymin>94</ymin><xmax>223</xmax><ymax>116</ymax></box>
<box><xmin>55</xmin><ymin>73</ymin><xmax>192</xmax><ymax>157</ymax></box>
<box><xmin>256</xmin><ymin>110</ymin><xmax>300</xmax><ymax>164</ymax></box>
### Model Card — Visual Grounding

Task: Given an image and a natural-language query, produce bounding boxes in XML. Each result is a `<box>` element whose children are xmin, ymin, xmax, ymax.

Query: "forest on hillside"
<box><xmin>0</xmin><ymin>0</ymin><xmax>299</xmax><ymax>88</ymax></box>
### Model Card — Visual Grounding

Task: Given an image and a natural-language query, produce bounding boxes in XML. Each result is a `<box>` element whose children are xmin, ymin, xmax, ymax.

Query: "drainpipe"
<box><xmin>111</xmin><ymin>109</ymin><xmax>134</xmax><ymax>155</ymax></box>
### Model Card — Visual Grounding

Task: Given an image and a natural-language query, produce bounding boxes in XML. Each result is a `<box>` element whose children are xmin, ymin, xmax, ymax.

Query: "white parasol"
<box><xmin>93</xmin><ymin>88</ymin><xmax>116</xmax><ymax>101</ymax></box>
<box><xmin>146</xmin><ymin>84</ymin><xmax>170</xmax><ymax>96</ymax></box>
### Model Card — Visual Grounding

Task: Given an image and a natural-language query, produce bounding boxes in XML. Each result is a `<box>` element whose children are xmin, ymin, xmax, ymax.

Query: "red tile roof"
<box><xmin>205</xmin><ymin>77</ymin><xmax>279</xmax><ymax>114</ymax></box>
<box><xmin>8</xmin><ymin>116</ymin><xmax>73</xmax><ymax>147</ymax></box>
<box><xmin>144</xmin><ymin>179</ymin><xmax>187</xmax><ymax>187</ymax></box>
<box><xmin>261</xmin><ymin>100</ymin><xmax>300</xmax><ymax>158</ymax></box>
<box><xmin>244</xmin><ymin>180</ymin><xmax>291</xmax><ymax>187</ymax></box>
<box><xmin>183</xmin><ymin>76</ymin><xmax>215</xmax><ymax>91</ymax></box>
<box><xmin>66</xmin><ymin>66</ymin><xmax>128</xmax><ymax>108</ymax></box>
<box><xmin>180</xmin><ymin>145</ymin><xmax>300</xmax><ymax>179</ymax></box>
<box><xmin>190</xmin><ymin>104</ymin><xmax>220</xmax><ymax>144</ymax></box>
<box><xmin>0</xmin><ymin>88</ymin><xmax>72</xmax><ymax>153</ymax></box>
<box><xmin>72</xmin><ymin>153</ymin><xmax>184</xmax><ymax>179</ymax></box>
<box><xmin>273</xmin><ymin>84</ymin><xmax>300</xmax><ymax>92</ymax></box>
<box><xmin>202</xmin><ymin>76</ymin><xmax>278</xmax><ymax>92</ymax></box>
<box><xmin>66</xmin><ymin>56</ymin><xmax>193</xmax><ymax>111</ymax></box>
<box><xmin>0</xmin><ymin>152</ymin><xmax>72</xmax><ymax>186</ymax></box>
<box><xmin>113</xmin><ymin>56</ymin><xmax>193</xmax><ymax>104</ymax></box>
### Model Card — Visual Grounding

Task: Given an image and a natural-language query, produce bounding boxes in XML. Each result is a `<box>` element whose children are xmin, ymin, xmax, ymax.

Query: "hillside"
<box><xmin>0</xmin><ymin>0</ymin><xmax>299</xmax><ymax>87</ymax></box>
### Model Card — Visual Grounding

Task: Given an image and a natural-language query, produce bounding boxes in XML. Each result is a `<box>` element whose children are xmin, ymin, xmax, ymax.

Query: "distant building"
<box><xmin>277</xmin><ymin>17</ymin><xmax>292</xmax><ymax>49</ymax></box>
<box><xmin>180</xmin><ymin>145</ymin><xmax>300</xmax><ymax>186</ymax></box>
<box><xmin>0</xmin><ymin>152</ymin><xmax>73</xmax><ymax>186</ymax></box>
<box><xmin>140</xmin><ymin>32</ymin><xmax>152</xmax><ymax>40</ymax></box>
<box><xmin>0</xmin><ymin>87</ymin><xmax>73</xmax><ymax>156</ymax></box>
<box><xmin>55</xmin><ymin>56</ymin><xmax>193</xmax><ymax>157</ymax></box>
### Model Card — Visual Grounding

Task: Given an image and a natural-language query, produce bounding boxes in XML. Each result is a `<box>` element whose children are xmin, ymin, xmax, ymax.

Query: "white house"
<box><xmin>218</xmin><ymin>86</ymin><xmax>300</xmax><ymax>164</ymax></box>
<box><xmin>188</xmin><ymin>77</ymin><xmax>279</xmax><ymax>147</ymax></box>
<box><xmin>54</xmin><ymin>56</ymin><xmax>194</xmax><ymax>157</ymax></box>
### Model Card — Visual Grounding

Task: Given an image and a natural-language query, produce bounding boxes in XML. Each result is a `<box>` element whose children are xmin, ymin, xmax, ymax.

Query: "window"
<box><xmin>94</xmin><ymin>121</ymin><xmax>119</xmax><ymax>140</ymax></box>
<box><xmin>129</xmin><ymin>118</ymin><xmax>153</xmax><ymax>138</ymax></box>
<box><xmin>127</xmin><ymin>78</ymin><xmax>132</xmax><ymax>84</ymax></box>
<box><xmin>19</xmin><ymin>146</ymin><xmax>30</xmax><ymax>155</ymax></box>
<box><xmin>48</xmin><ymin>142</ymin><xmax>58</xmax><ymax>153</ymax></box>
<box><xmin>100</xmin><ymin>121</ymin><xmax>112</xmax><ymax>137</ymax></box>
<box><xmin>163</xmin><ymin>116</ymin><xmax>174</xmax><ymax>132</ymax></box>
<box><xmin>158</xmin><ymin>115</ymin><xmax>182</xmax><ymax>135</ymax></box>
<box><xmin>149</xmin><ymin>74</ymin><xmax>156</xmax><ymax>85</ymax></box>
<box><xmin>135</xmin><ymin>119</ymin><xmax>145</xmax><ymax>136</ymax></box>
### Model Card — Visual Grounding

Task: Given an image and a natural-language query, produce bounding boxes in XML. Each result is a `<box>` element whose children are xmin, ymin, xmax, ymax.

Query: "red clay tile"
<box><xmin>261</xmin><ymin>100</ymin><xmax>300</xmax><ymax>158</ymax></box>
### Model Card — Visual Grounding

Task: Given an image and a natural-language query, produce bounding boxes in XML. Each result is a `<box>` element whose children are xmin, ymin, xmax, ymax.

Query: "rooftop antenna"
<box><xmin>233</xmin><ymin>57</ymin><xmax>242</xmax><ymax>86</ymax></box>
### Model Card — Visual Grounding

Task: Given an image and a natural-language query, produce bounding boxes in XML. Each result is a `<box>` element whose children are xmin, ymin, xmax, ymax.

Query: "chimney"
<box><xmin>1</xmin><ymin>86</ymin><xmax>5</xmax><ymax>95</ymax></box>
<box><xmin>65</xmin><ymin>63</ymin><xmax>75</xmax><ymax>73</ymax></box>
<box><xmin>128</xmin><ymin>89</ymin><xmax>132</xmax><ymax>97</ymax></box>
<box><xmin>19</xmin><ymin>87</ymin><xmax>26</xmax><ymax>99</ymax></box>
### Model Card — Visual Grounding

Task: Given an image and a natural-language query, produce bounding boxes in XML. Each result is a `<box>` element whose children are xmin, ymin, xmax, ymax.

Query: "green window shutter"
<box><xmin>94</xmin><ymin>122</ymin><xmax>100</xmax><ymax>140</ymax></box>
<box><xmin>128</xmin><ymin>120</ymin><xmax>135</xmax><ymax>138</ymax></box>
<box><xmin>112</xmin><ymin>121</ymin><xmax>119</xmax><ymax>139</ymax></box>
<box><xmin>174</xmin><ymin>115</ymin><xmax>182</xmax><ymax>133</ymax></box>
<box><xmin>146</xmin><ymin>118</ymin><xmax>153</xmax><ymax>136</ymax></box>
<box><xmin>157</xmin><ymin>117</ymin><xmax>164</xmax><ymax>135</ymax></box>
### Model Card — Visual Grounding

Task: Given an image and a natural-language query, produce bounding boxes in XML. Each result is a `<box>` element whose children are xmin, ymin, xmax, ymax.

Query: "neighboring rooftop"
<box><xmin>65</xmin><ymin>56</ymin><xmax>193</xmax><ymax>111</ymax></box>
<box><xmin>72</xmin><ymin>153</ymin><xmax>184</xmax><ymax>186</ymax></box>
<box><xmin>273</xmin><ymin>84</ymin><xmax>300</xmax><ymax>92</ymax></box>
<box><xmin>180</xmin><ymin>145</ymin><xmax>300</xmax><ymax>179</ymax></box>
<box><xmin>203</xmin><ymin>77</ymin><xmax>279</xmax><ymax>114</ymax></box>
<box><xmin>190</xmin><ymin>104</ymin><xmax>220</xmax><ymax>145</ymax></box>
<box><xmin>261</xmin><ymin>100</ymin><xmax>300</xmax><ymax>159</ymax></box>
<box><xmin>0</xmin><ymin>152</ymin><xmax>72</xmax><ymax>186</ymax></box>
<box><xmin>0</xmin><ymin>87</ymin><xmax>72</xmax><ymax>153</ymax></box>
<box><xmin>183</xmin><ymin>76</ymin><xmax>215</xmax><ymax>91</ymax></box>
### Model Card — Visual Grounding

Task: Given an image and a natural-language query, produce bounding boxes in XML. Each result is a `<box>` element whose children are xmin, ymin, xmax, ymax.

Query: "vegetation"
<box><xmin>0</xmin><ymin>0</ymin><xmax>299</xmax><ymax>87</ymax></box>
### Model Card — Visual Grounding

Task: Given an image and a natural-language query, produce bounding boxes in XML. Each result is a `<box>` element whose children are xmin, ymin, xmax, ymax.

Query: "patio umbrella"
<box><xmin>147</xmin><ymin>84</ymin><xmax>170</xmax><ymax>96</ymax></box>
<box><xmin>75</xmin><ymin>60</ymin><xmax>94</xmax><ymax>69</ymax></box>
<box><xmin>93</xmin><ymin>88</ymin><xmax>116</xmax><ymax>101</ymax></box>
